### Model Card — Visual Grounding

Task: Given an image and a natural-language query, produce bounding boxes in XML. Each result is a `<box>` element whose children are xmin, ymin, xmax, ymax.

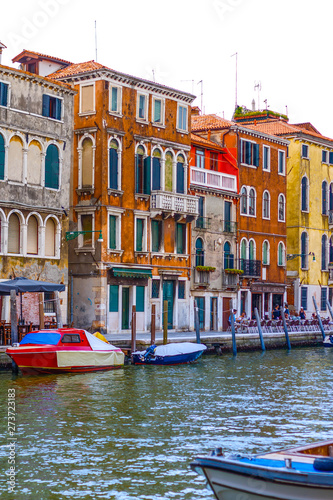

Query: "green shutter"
<box><xmin>109</xmin><ymin>215</ymin><xmax>116</xmax><ymax>249</ymax></box>
<box><xmin>42</xmin><ymin>94</ymin><xmax>50</xmax><ymax>117</ymax></box>
<box><xmin>45</xmin><ymin>144</ymin><xmax>59</xmax><ymax>189</ymax></box>
<box><xmin>151</xmin><ymin>220</ymin><xmax>160</xmax><ymax>252</ymax></box>
<box><xmin>176</xmin><ymin>162</ymin><xmax>184</xmax><ymax>194</ymax></box>
<box><xmin>254</xmin><ymin>144</ymin><xmax>259</xmax><ymax>167</ymax></box>
<box><xmin>143</xmin><ymin>156</ymin><xmax>151</xmax><ymax>194</ymax></box>
<box><xmin>109</xmin><ymin>285</ymin><xmax>119</xmax><ymax>312</ymax></box>
<box><xmin>136</xmin><ymin>219</ymin><xmax>143</xmax><ymax>251</ymax></box>
<box><xmin>177</xmin><ymin>223</ymin><xmax>184</xmax><ymax>254</ymax></box>
<box><xmin>136</xmin><ymin>286</ymin><xmax>144</xmax><ymax>312</ymax></box>
<box><xmin>0</xmin><ymin>134</ymin><xmax>5</xmax><ymax>180</ymax></box>
<box><xmin>55</xmin><ymin>98</ymin><xmax>62</xmax><ymax>120</ymax></box>
<box><xmin>111</xmin><ymin>87</ymin><xmax>118</xmax><ymax>112</ymax></box>
<box><xmin>109</xmin><ymin>147</ymin><xmax>118</xmax><ymax>189</ymax></box>
<box><xmin>0</xmin><ymin>83</ymin><xmax>8</xmax><ymax>107</ymax></box>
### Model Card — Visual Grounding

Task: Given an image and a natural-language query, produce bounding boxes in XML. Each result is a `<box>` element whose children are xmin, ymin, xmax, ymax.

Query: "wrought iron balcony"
<box><xmin>240</xmin><ymin>258</ymin><xmax>261</xmax><ymax>278</ymax></box>
<box><xmin>190</xmin><ymin>167</ymin><xmax>237</xmax><ymax>193</ymax></box>
<box><xmin>151</xmin><ymin>191</ymin><xmax>199</xmax><ymax>217</ymax></box>
<box><xmin>195</xmin><ymin>216</ymin><xmax>211</xmax><ymax>229</ymax></box>
<box><xmin>222</xmin><ymin>220</ymin><xmax>237</xmax><ymax>233</ymax></box>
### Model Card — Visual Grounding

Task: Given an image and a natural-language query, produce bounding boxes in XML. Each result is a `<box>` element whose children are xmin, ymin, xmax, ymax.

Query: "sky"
<box><xmin>2</xmin><ymin>0</ymin><xmax>333</xmax><ymax>137</ymax></box>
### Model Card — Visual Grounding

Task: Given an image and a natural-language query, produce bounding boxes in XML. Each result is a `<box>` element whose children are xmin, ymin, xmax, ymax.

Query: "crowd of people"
<box><xmin>229</xmin><ymin>303</ymin><xmax>314</xmax><ymax>326</ymax></box>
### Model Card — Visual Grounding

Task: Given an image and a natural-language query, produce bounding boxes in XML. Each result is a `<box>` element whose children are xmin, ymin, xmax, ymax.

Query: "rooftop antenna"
<box><xmin>152</xmin><ymin>69</ymin><xmax>155</xmax><ymax>82</ymax></box>
<box><xmin>95</xmin><ymin>20</ymin><xmax>98</xmax><ymax>62</ymax></box>
<box><xmin>231</xmin><ymin>52</ymin><xmax>238</xmax><ymax>108</ymax></box>
<box><xmin>181</xmin><ymin>79</ymin><xmax>195</xmax><ymax>94</ymax></box>
<box><xmin>285</xmin><ymin>105</ymin><xmax>288</xmax><ymax>117</ymax></box>
<box><xmin>197</xmin><ymin>80</ymin><xmax>203</xmax><ymax>114</ymax></box>
<box><xmin>254</xmin><ymin>81</ymin><xmax>261</xmax><ymax>110</ymax></box>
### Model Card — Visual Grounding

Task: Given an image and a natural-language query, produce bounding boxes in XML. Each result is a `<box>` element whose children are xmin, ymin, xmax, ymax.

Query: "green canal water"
<box><xmin>1</xmin><ymin>347</ymin><xmax>333</xmax><ymax>500</ymax></box>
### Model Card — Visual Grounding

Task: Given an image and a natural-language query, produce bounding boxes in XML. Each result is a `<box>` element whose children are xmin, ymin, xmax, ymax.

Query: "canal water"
<box><xmin>1</xmin><ymin>347</ymin><xmax>333</xmax><ymax>500</ymax></box>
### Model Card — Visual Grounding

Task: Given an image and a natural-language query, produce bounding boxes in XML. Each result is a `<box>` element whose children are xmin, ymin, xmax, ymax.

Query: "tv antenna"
<box><xmin>254</xmin><ymin>81</ymin><xmax>261</xmax><ymax>110</ymax></box>
<box><xmin>231</xmin><ymin>53</ymin><xmax>238</xmax><ymax>108</ymax></box>
<box><xmin>95</xmin><ymin>20</ymin><xmax>98</xmax><ymax>62</ymax></box>
<box><xmin>197</xmin><ymin>80</ymin><xmax>203</xmax><ymax>113</ymax></box>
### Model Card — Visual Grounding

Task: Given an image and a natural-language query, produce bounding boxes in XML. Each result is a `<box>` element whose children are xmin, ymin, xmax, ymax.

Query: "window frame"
<box><xmin>301</xmin><ymin>144</ymin><xmax>309</xmax><ymax>159</ymax></box>
<box><xmin>152</xmin><ymin>96</ymin><xmax>165</xmax><ymax>126</ymax></box>
<box><xmin>0</xmin><ymin>80</ymin><xmax>10</xmax><ymax>108</ymax></box>
<box><xmin>109</xmin><ymin>84</ymin><xmax>122</xmax><ymax>115</ymax></box>
<box><xmin>107</xmin><ymin>208</ymin><xmax>123</xmax><ymax>252</ymax></box>
<box><xmin>42</xmin><ymin>93</ymin><xmax>63</xmax><ymax>121</ymax></box>
<box><xmin>177</xmin><ymin>104</ymin><xmax>188</xmax><ymax>132</ymax></box>
<box><xmin>134</xmin><ymin>214</ymin><xmax>148</xmax><ymax>253</ymax></box>
<box><xmin>196</xmin><ymin>149</ymin><xmax>205</xmax><ymax>168</ymax></box>
<box><xmin>77</xmin><ymin>211</ymin><xmax>95</xmax><ymax>250</ymax></box>
<box><xmin>278</xmin><ymin>193</ymin><xmax>286</xmax><ymax>222</ymax></box>
<box><xmin>262</xmin><ymin>190</ymin><xmax>270</xmax><ymax>219</ymax></box>
<box><xmin>79</xmin><ymin>82</ymin><xmax>95</xmax><ymax>115</ymax></box>
<box><xmin>263</xmin><ymin>145</ymin><xmax>270</xmax><ymax>171</ymax></box>
<box><xmin>240</xmin><ymin>139</ymin><xmax>259</xmax><ymax>168</ymax></box>
<box><xmin>322</xmin><ymin>150</ymin><xmax>328</xmax><ymax>164</ymax></box>
<box><xmin>137</xmin><ymin>92</ymin><xmax>149</xmax><ymax>122</ymax></box>
<box><xmin>278</xmin><ymin>149</ymin><xmax>286</xmax><ymax>175</ymax></box>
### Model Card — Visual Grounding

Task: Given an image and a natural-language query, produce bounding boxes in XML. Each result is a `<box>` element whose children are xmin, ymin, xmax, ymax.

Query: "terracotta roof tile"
<box><xmin>191</xmin><ymin>133</ymin><xmax>225</xmax><ymax>150</ymax></box>
<box><xmin>12</xmin><ymin>49</ymin><xmax>72</xmax><ymax>65</ymax></box>
<box><xmin>244</xmin><ymin>119</ymin><xmax>333</xmax><ymax>143</ymax></box>
<box><xmin>49</xmin><ymin>60</ymin><xmax>110</xmax><ymax>79</ymax></box>
<box><xmin>192</xmin><ymin>114</ymin><xmax>233</xmax><ymax>132</ymax></box>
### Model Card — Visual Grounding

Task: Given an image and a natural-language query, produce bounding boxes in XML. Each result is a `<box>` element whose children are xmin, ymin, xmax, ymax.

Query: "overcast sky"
<box><xmin>2</xmin><ymin>0</ymin><xmax>333</xmax><ymax>137</ymax></box>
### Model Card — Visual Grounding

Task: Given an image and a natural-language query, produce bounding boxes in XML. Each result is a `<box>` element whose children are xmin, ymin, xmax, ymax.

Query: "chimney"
<box><xmin>191</xmin><ymin>106</ymin><xmax>201</xmax><ymax>116</ymax></box>
<box><xmin>0</xmin><ymin>42</ymin><xmax>6</xmax><ymax>65</ymax></box>
<box><xmin>251</xmin><ymin>99</ymin><xmax>256</xmax><ymax>111</ymax></box>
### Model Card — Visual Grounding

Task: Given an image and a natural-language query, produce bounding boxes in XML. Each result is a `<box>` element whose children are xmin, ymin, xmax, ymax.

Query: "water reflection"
<box><xmin>1</xmin><ymin>347</ymin><xmax>333</xmax><ymax>499</ymax></box>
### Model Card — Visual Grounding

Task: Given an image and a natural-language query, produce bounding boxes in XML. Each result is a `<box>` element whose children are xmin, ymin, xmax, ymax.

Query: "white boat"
<box><xmin>323</xmin><ymin>334</ymin><xmax>333</xmax><ymax>347</ymax></box>
<box><xmin>131</xmin><ymin>342</ymin><xmax>207</xmax><ymax>365</ymax></box>
<box><xmin>191</xmin><ymin>439</ymin><xmax>333</xmax><ymax>500</ymax></box>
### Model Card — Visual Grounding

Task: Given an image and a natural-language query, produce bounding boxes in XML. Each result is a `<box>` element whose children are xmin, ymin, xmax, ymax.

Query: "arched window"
<box><xmin>278</xmin><ymin>194</ymin><xmax>285</xmax><ymax>222</ymax></box>
<box><xmin>301</xmin><ymin>232</ymin><xmax>308</xmax><ymax>269</ymax></box>
<box><xmin>241</xmin><ymin>239</ymin><xmax>247</xmax><ymax>260</ymax></box>
<box><xmin>152</xmin><ymin>149</ymin><xmax>161</xmax><ymax>191</ymax></box>
<box><xmin>278</xmin><ymin>242</ymin><xmax>285</xmax><ymax>266</ymax></box>
<box><xmin>8</xmin><ymin>213</ymin><xmax>20</xmax><ymax>254</ymax></box>
<box><xmin>249</xmin><ymin>188</ymin><xmax>255</xmax><ymax>215</ymax></box>
<box><xmin>176</xmin><ymin>154</ymin><xmax>185</xmax><ymax>194</ymax></box>
<box><xmin>249</xmin><ymin>239</ymin><xmax>255</xmax><ymax>260</ymax></box>
<box><xmin>82</xmin><ymin>137</ymin><xmax>93</xmax><ymax>188</ymax></box>
<box><xmin>262</xmin><ymin>240</ymin><xmax>269</xmax><ymax>265</ymax></box>
<box><xmin>322</xmin><ymin>234</ymin><xmax>328</xmax><ymax>271</ymax></box>
<box><xmin>240</xmin><ymin>187</ymin><xmax>247</xmax><ymax>214</ymax></box>
<box><xmin>0</xmin><ymin>133</ymin><xmax>5</xmax><ymax>180</ymax></box>
<box><xmin>263</xmin><ymin>191</ymin><xmax>270</xmax><ymax>219</ymax></box>
<box><xmin>330</xmin><ymin>236</ymin><xmax>333</xmax><ymax>264</ymax></box>
<box><xmin>322</xmin><ymin>181</ymin><xmax>328</xmax><ymax>215</ymax></box>
<box><xmin>224</xmin><ymin>241</ymin><xmax>234</xmax><ymax>269</ymax></box>
<box><xmin>27</xmin><ymin>215</ymin><xmax>38</xmax><ymax>255</ymax></box>
<box><xmin>8</xmin><ymin>136</ymin><xmax>23</xmax><ymax>183</ymax></box>
<box><xmin>195</xmin><ymin>237</ymin><xmax>204</xmax><ymax>266</ymax></box>
<box><xmin>301</xmin><ymin>177</ymin><xmax>308</xmax><ymax>211</ymax></box>
<box><xmin>45</xmin><ymin>144</ymin><xmax>59</xmax><ymax>189</ymax></box>
<box><xmin>136</xmin><ymin>145</ymin><xmax>149</xmax><ymax>194</ymax></box>
<box><xmin>165</xmin><ymin>151</ymin><xmax>173</xmax><ymax>191</ymax></box>
<box><xmin>27</xmin><ymin>140</ymin><xmax>42</xmax><ymax>185</ymax></box>
<box><xmin>45</xmin><ymin>218</ymin><xmax>56</xmax><ymax>257</ymax></box>
<box><xmin>109</xmin><ymin>139</ymin><xmax>119</xmax><ymax>190</ymax></box>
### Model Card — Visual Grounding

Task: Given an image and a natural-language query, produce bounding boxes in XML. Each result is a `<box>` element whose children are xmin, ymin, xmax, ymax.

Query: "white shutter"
<box><xmin>27</xmin><ymin>216</ymin><xmax>38</xmax><ymax>254</ymax></box>
<box><xmin>45</xmin><ymin>218</ymin><xmax>55</xmax><ymax>257</ymax></box>
<box><xmin>8</xmin><ymin>214</ymin><xmax>20</xmax><ymax>253</ymax></box>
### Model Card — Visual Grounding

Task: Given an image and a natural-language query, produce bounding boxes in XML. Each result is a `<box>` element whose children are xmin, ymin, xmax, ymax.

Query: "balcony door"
<box><xmin>122</xmin><ymin>288</ymin><xmax>129</xmax><ymax>330</ymax></box>
<box><xmin>163</xmin><ymin>280</ymin><xmax>174</xmax><ymax>328</ymax></box>
<box><xmin>224</xmin><ymin>200</ymin><xmax>232</xmax><ymax>232</ymax></box>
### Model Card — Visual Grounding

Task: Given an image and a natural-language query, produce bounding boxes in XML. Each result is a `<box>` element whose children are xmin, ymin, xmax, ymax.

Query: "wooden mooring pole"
<box><xmin>163</xmin><ymin>300</ymin><xmax>168</xmax><ymax>345</ymax></box>
<box><xmin>280</xmin><ymin>307</ymin><xmax>291</xmax><ymax>350</ymax></box>
<box><xmin>230</xmin><ymin>309</ymin><xmax>237</xmax><ymax>356</ymax></box>
<box><xmin>254</xmin><ymin>307</ymin><xmax>266</xmax><ymax>351</ymax></box>
<box><xmin>10</xmin><ymin>289</ymin><xmax>18</xmax><ymax>373</ymax></box>
<box><xmin>194</xmin><ymin>299</ymin><xmax>201</xmax><ymax>344</ymax></box>
<box><xmin>312</xmin><ymin>296</ymin><xmax>325</xmax><ymax>340</ymax></box>
<box><xmin>151</xmin><ymin>304</ymin><xmax>156</xmax><ymax>345</ymax></box>
<box><xmin>131</xmin><ymin>305</ymin><xmax>136</xmax><ymax>353</ymax></box>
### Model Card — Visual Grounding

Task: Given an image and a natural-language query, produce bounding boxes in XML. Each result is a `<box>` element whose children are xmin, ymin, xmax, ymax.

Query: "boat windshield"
<box><xmin>19</xmin><ymin>332</ymin><xmax>62</xmax><ymax>346</ymax></box>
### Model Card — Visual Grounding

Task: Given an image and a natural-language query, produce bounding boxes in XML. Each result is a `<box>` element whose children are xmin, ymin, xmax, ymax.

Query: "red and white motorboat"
<box><xmin>6</xmin><ymin>328</ymin><xmax>124</xmax><ymax>375</ymax></box>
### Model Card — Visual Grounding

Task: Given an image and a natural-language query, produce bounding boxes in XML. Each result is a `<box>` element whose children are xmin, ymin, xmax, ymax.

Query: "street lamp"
<box><xmin>286</xmin><ymin>252</ymin><xmax>315</xmax><ymax>262</ymax></box>
<box><xmin>65</xmin><ymin>230</ymin><xmax>103</xmax><ymax>243</ymax></box>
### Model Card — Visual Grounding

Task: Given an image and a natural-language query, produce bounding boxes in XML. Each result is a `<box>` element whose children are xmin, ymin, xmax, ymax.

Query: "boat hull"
<box><xmin>323</xmin><ymin>335</ymin><xmax>333</xmax><ymax>347</ymax></box>
<box><xmin>131</xmin><ymin>350</ymin><xmax>204</xmax><ymax>365</ymax></box>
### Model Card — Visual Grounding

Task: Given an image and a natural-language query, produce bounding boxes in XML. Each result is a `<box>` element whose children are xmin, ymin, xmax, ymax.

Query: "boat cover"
<box><xmin>85</xmin><ymin>331</ymin><xmax>120</xmax><ymax>351</ymax></box>
<box><xmin>19</xmin><ymin>332</ymin><xmax>62</xmax><ymax>345</ymax></box>
<box><xmin>133</xmin><ymin>342</ymin><xmax>207</xmax><ymax>357</ymax></box>
<box><xmin>56</xmin><ymin>350</ymin><xmax>124</xmax><ymax>367</ymax></box>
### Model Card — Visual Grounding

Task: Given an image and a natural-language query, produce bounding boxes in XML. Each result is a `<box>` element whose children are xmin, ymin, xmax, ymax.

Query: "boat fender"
<box><xmin>313</xmin><ymin>458</ymin><xmax>333</xmax><ymax>472</ymax></box>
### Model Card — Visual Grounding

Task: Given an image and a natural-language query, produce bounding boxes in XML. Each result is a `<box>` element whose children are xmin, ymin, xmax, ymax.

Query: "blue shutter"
<box><xmin>177</xmin><ymin>223</ymin><xmax>185</xmax><ymax>254</ymax></box>
<box><xmin>55</xmin><ymin>98</ymin><xmax>62</xmax><ymax>120</ymax></box>
<box><xmin>109</xmin><ymin>148</ymin><xmax>118</xmax><ymax>189</ymax></box>
<box><xmin>240</xmin><ymin>140</ymin><xmax>244</xmax><ymax>163</ymax></box>
<box><xmin>45</xmin><ymin>145</ymin><xmax>59</xmax><ymax>189</ymax></box>
<box><xmin>136</xmin><ymin>286</ymin><xmax>144</xmax><ymax>312</ymax></box>
<box><xmin>0</xmin><ymin>83</ymin><xmax>8</xmax><ymax>106</ymax></box>
<box><xmin>182</xmin><ymin>106</ymin><xmax>187</xmax><ymax>130</ymax></box>
<box><xmin>154</xmin><ymin>100</ymin><xmax>161</xmax><ymax>122</ymax></box>
<box><xmin>152</xmin><ymin>157</ymin><xmax>160</xmax><ymax>190</ymax></box>
<box><xmin>0</xmin><ymin>134</ymin><xmax>5</xmax><ymax>180</ymax></box>
<box><xmin>109</xmin><ymin>285</ymin><xmax>119</xmax><ymax>312</ymax></box>
<box><xmin>254</xmin><ymin>143</ymin><xmax>259</xmax><ymax>167</ymax></box>
<box><xmin>301</xmin><ymin>178</ymin><xmax>307</xmax><ymax>210</ymax></box>
<box><xmin>42</xmin><ymin>94</ymin><xmax>50</xmax><ymax>117</ymax></box>
<box><xmin>111</xmin><ymin>87</ymin><xmax>118</xmax><ymax>112</ymax></box>
<box><xmin>143</xmin><ymin>156</ymin><xmax>151</xmax><ymax>194</ymax></box>
<box><xmin>245</xmin><ymin>141</ymin><xmax>251</xmax><ymax>164</ymax></box>
<box><xmin>176</xmin><ymin>162</ymin><xmax>184</xmax><ymax>193</ymax></box>
<box><xmin>109</xmin><ymin>215</ymin><xmax>116</xmax><ymax>249</ymax></box>
<box><xmin>330</xmin><ymin>152</ymin><xmax>333</xmax><ymax>165</ymax></box>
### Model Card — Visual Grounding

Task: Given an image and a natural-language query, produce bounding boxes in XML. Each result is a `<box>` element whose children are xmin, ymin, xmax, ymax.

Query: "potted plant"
<box><xmin>224</xmin><ymin>268</ymin><xmax>244</xmax><ymax>275</ymax></box>
<box><xmin>196</xmin><ymin>265</ymin><xmax>216</xmax><ymax>272</ymax></box>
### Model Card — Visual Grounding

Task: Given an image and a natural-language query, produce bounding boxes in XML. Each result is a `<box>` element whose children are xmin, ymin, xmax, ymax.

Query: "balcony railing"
<box><xmin>151</xmin><ymin>191</ymin><xmax>199</xmax><ymax>216</ymax></box>
<box><xmin>222</xmin><ymin>220</ymin><xmax>237</xmax><ymax>233</ymax></box>
<box><xmin>190</xmin><ymin>167</ymin><xmax>237</xmax><ymax>193</ymax></box>
<box><xmin>240</xmin><ymin>258</ymin><xmax>261</xmax><ymax>277</ymax></box>
<box><xmin>195</xmin><ymin>216</ymin><xmax>211</xmax><ymax>229</ymax></box>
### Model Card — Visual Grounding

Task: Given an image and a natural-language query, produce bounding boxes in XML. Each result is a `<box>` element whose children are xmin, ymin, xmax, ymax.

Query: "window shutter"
<box><xmin>240</xmin><ymin>140</ymin><xmax>244</xmax><ymax>163</ymax></box>
<box><xmin>8</xmin><ymin>214</ymin><xmax>20</xmax><ymax>253</ymax></box>
<box><xmin>81</xmin><ymin>85</ymin><xmax>94</xmax><ymax>113</ymax></box>
<box><xmin>45</xmin><ymin>218</ymin><xmax>55</xmax><ymax>257</ymax></box>
<box><xmin>177</xmin><ymin>223</ymin><xmax>184</xmax><ymax>254</ymax></box>
<box><xmin>0</xmin><ymin>134</ymin><xmax>4</xmax><ymax>180</ymax></box>
<box><xmin>45</xmin><ymin>145</ymin><xmax>59</xmax><ymax>189</ymax></box>
<box><xmin>254</xmin><ymin>144</ymin><xmax>259</xmax><ymax>167</ymax></box>
<box><xmin>176</xmin><ymin>162</ymin><xmax>184</xmax><ymax>194</ymax></box>
<box><xmin>151</xmin><ymin>220</ymin><xmax>159</xmax><ymax>252</ymax></box>
<box><xmin>0</xmin><ymin>83</ymin><xmax>8</xmax><ymax>106</ymax></box>
<box><xmin>42</xmin><ymin>94</ymin><xmax>50</xmax><ymax>117</ymax></box>
<box><xmin>136</xmin><ymin>286</ymin><xmax>144</xmax><ymax>312</ymax></box>
<box><xmin>136</xmin><ymin>219</ymin><xmax>143</xmax><ymax>251</ymax></box>
<box><xmin>245</xmin><ymin>141</ymin><xmax>251</xmax><ymax>164</ymax></box>
<box><xmin>55</xmin><ymin>98</ymin><xmax>62</xmax><ymax>120</ymax></box>
<box><xmin>152</xmin><ymin>157</ymin><xmax>160</xmax><ymax>190</ymax></box>
<box><xmin>109</xmin><ymin>215</ymin><xmax>116</xmax><ymax>249</ymax></box>
<box><xmin>109</xmin><ymin>285</ymin><xmax>119</xmax><ymax>312</ymax></box>
<box><xmin>109</xmin><ymin>147</ymin><xmax>118</xmax><ymax>189</ymax></box>
<box><xmin>27</xmin><ymin>216</ymin><xmax>38</xmax><ymax>254</ymax></box>
<box><xmin>154</xmin><ymin>100</ymin><xmax>161</xmax><ymax>122</ymax></box>
<box><xmin>82</xmin><ymin>138</ymin><xmax>93</xmax><ymax>188</ymax></box>
<box><xmin>111</xmin><ymin>87</ymin><xmax>118</xmax><ymax>112</ymax></box>
<box><xmin>143</xmin><ymin>156</ymin><xmax>151</xmax><ymax>194</ymax></box>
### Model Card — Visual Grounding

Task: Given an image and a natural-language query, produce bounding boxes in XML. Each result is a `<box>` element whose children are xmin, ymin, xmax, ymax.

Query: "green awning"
<box><xmin>112</xmin><ymin>268</ymin><xmax>152</xmax><ymax>278</ymax></box>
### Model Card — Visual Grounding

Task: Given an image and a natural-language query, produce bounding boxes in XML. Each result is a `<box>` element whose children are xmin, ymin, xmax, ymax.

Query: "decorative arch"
<box><xmin>44</xmin><ymin>215</ymin><xmax>60</xmax><ymax>258</ymax></box>
<box><xmin>224</xmin><ymin>240</ymin><xmax>234</xmax><ymax>269</ymax></box>
<box><xmin>301</xmin><ymin>176</ymin><xmax>309</xmax><ymax>211</ymax></box>
<box><xmin>278</xmin><ymin>193</ymin><xmax>286</xmax><ymax>222</ymax></box>
<box><xmin>8</xmin><ymin>134</ymin><xmax>24</xmax><ymax>183</ymax></box>
<box><xmin>195</xmin><ymin>237</ymin><xmax>204</xmax><ymax>266</ymax></box>
<box><xmin>278</xmin><ymin>241</ymin><xmax>285</xmax><ymax>266</ymax></box>
<box><xmin>301</xmin><ymin>231</ymin><xmax>308</xmax><ymax>269</ymax></box>
<box><xmin>7</xmin><ymin>210</ymin><xmax>24</xmax><ymax>254</ymax></box>
<box><xmin>262</xmin><ymin>240</ymin><xmax>270</xmax><ymax>265</ymax></box>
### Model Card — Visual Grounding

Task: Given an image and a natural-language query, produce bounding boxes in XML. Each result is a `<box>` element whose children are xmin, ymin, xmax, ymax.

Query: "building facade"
<box><xmin>0</xmin><ymin>50</ymin><xmax>75</xmax><ymax>323</ymax></box>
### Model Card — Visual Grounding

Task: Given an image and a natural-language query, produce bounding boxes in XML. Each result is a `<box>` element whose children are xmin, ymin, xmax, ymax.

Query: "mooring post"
<box><xmin>10</xmin><ymin>289</ymin><xmax>18</xmax><ymax>374</ymax></box>
<box><xmin>312</xmin><ymin>296</ymin><xmax>326</xmax><ymax>340</ymax></box>
<box><xmin>39</xmin><ymin>293</ymin><xmax>45</xmax><ymax>329</ymax></box>
<box><xmin>281</xmin><ymin>307</ymin><xmax>291</xmax><ymax>350</ymax></box>
<box><xmin>254</xmin><ymin>307</ymin><xmax>266</xmax><ymax>351</ymax></box>
<box><xmin>230</xmin><ymin>309</ymin><xmax>237</xmax><ymax>356</ymax></box>
<box><xmin>163</xmin><ymin>300</ymin><xmax>168</xmax><ymax>345</ymax></box>
<box><xmin>326</xmin><ymin>300</ymin><xmax>333</xmax><ymax>322</ymax></box>
<box><xmin>54</xmin><ymin>291</ymin><xmax>63</xmax><ymax>328</ymax></box>
<box><xmin>151</xmin><ymin>304</ymin><xmax>156</xmax><ymax>345</ymax></box>
<box><xmin>194</xmin><ymin>299</ymin><xmax>201</xmax><ymax>344</ymax></box>
<box><xmin>131</xmin><ymin>305</ymin><xmax>136</xmax><ymax>353</ymax></box>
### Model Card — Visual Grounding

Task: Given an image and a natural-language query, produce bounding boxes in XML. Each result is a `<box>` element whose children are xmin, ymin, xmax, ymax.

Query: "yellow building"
<box><xmin>240</xmin><ymin>118</ymin><xmax>333</xmax><ymax>316</ymax></box>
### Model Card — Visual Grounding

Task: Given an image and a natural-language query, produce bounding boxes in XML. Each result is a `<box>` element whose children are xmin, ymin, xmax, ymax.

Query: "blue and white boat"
<box><xmin>131</xmin><ymin>342</ymin><xmax>207</xmax><ymax>365</ymax></box>
<box><xmin>191</xmin><ymin>439</ymin><xmax>333</xmax><ymax>500</ymax></box>
<box><xmin>323</xmin><ymin>335</ymin><xmax>333</xmax><ymax>347</ymax></box>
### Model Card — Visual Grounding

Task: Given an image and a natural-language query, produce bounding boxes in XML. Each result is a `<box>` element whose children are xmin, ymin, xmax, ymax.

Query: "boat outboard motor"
<box><xmin>144</xmin><ymin>345</ymin><xmax>157</xmax><ymax>362</ymax></box>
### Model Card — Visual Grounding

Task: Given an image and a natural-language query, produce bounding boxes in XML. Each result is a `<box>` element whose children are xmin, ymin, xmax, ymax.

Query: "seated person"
<box><xmin>299</xmin><ymin>307</ymin><xmax>306</xmax><ymax>320</ymax></box>
<box><xmin>272</xmin><ymin>305</ymin><xmax>280</xmax><ymax>320</ymax></box>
